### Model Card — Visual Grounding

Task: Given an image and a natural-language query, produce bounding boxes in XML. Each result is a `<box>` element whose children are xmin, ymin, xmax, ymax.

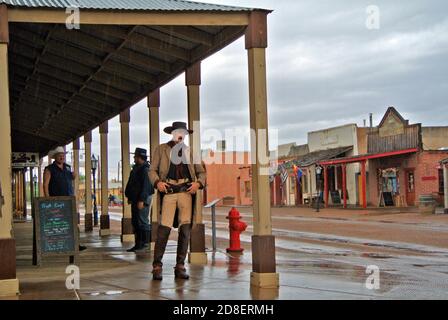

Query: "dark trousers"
<box><xmin>131</xmin><ymin>201</ymin><xmax>151</xmax><ymax>233</ymax></box>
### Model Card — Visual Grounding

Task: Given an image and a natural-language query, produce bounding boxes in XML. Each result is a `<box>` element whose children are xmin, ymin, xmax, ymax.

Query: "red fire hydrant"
<box><xmin>226</xmin><ymin>207</ymin><xmax>247</xmax><ymax>252</ymax></box>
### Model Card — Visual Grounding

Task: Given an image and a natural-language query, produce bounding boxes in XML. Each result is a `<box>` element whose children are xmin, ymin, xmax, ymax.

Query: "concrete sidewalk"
<box><xmin>5</xmin><ymin>205</ymin><xmax>448</xmax><ymax>300</ymax></box>
<box><xmin>5</xmin><ymin>221</ymin><xmax>393</xmax><ymax>300</ymax></box>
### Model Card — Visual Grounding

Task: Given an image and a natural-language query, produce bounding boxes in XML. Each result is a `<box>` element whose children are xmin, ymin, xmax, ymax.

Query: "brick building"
<box><xmin>319</xmin><ymin>107</ymin><xmax>448</xmax><ymax>208</ymax></box>
<box><xmin>202</xmin><ymin>150</ymin><xmax>252</xmax><ymax>206</ymax></box>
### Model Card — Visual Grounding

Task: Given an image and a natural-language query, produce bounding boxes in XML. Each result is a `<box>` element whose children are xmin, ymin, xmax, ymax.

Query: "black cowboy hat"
<box><xmin>132</xmin><ymin>147</ymin><xmax>148</xmax><ymax>159</ymax></box>
<box><xmin>163</xmin><ymin>121</ymin><xmax>193</xmax><ymax>134</ymax></box>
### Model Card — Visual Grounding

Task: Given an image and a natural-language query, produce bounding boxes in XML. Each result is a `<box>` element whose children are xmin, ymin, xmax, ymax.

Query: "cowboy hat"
<box><xmin>163</xmin><ymin>121</ymin><xmax>193</xmax><ymax>135</ymax></box>
<box><xmin>49</xmin><ymin>146</ymin><xmax>66</xmax><ymax>159</ymax></box>
<box><xmin>131</xmin><ymin>147</ymin><xmax>148</xmax><ymax>159</ymax></box>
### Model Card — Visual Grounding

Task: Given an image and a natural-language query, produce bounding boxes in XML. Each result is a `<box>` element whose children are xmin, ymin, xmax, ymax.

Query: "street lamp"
<box><xmin>315</xmin><ymin>165</ymin><xmax>323</xmax><ymax>212</ymax></box>
<box><xmin>91</xmin><ymin>154</ymin><xmax>99</xmax><ymax>226</ymax></box>
<box><xmin>33</xmin><ymin>174</ymin><xmax>38</xmax><ymax>197</ymax></box>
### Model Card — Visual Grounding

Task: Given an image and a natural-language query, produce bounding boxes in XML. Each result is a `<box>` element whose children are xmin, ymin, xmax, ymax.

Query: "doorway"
<box><xmin>405</xmin><ymin>169</ymin><xmax>416</xmax><ymax>206</ymax></box>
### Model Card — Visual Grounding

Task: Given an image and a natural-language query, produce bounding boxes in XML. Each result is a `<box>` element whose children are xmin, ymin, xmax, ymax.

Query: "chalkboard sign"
<box><xmin>33</xmin><ymin>196</ymin><xmax>79</xmax><ymax>265</ymax></box>
<box><xmin>330</xmin><ymin>190</ymin><xmax>341</xmax><ymax>204</ymax></box>
<box><xmin>382</xmin><ymin>192</ymin><xmax>394</xmax><ymax>207</ymax></box>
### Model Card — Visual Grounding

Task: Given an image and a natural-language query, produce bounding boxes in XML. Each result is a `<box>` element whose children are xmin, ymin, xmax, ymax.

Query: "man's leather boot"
<box><xmin>152</xmin><ymin>225</ymin><xmax>171</xmax><ymax>280</ymax></box>
<box><xmin>174</xmin><ymin>224</ymin><xmax>191</xmax><ymax>279</ymax></box>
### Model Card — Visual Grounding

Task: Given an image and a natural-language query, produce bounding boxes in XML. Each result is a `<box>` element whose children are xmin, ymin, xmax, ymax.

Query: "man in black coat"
<box><xmin>125</xmin><ymin>148</ymin><xmax>154</xmax><ymax>253</ymax></box>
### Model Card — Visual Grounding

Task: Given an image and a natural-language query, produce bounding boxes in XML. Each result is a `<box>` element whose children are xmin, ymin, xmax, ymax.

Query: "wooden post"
<box><xmin>22</xmin><ymin>168</ymin><xmax>27</xmax><ymax>219</ymax></box>
<box><xmin>38</xmin><ymin>159</ymin><xmax>43</xmax><ymax>197</ymax></box>
<box><xmin>73</xmin><ymin>138</ymin><xmax>80</xmax><ymax>219</ymax></box>
<box><xmin>148</xmin><ymin>89</ymin><xmax>160</xmax><ymax>248</ymax></box>
<box><xmin>361</xmin><ymin>161</ymin><xmax>367</xmax><ymax>209</ymax></box>
<box><xmin>29</xmin><ymin>167</ymin><xmax>34</xmax><ymax>205</ymax></box>
<box><xmin>0</xmin><ymin>4</ymin><xmax>19</xmax><ymax>296</ymax></box>
<box><xmin>84</xmin><ymin>132</ymin><xmax>93</xmax><ymax>232</ymax></box>
<box><xmin>186</xmin><ymin>62</ymin><xmax>207</xmax><ymax>265</ymax></box>
<box><xmin>120</xmin><ymin>109</ymin><xmax>133</xmax><ymax>243</ymax></box>
<box><xmin>246</xmin><ymin>11</ymin><xmax>278</xmax><ymax>289</ymax></box>
<box><xmin>342</xmin><ymin>164</ymin><xmax>347</xmax><ymax>208</ymax></box>
<box><xmin>323</xmin><ymin>166</ymin><xmax>329</xmax><ymax>208</ymax></box>
<box><xmin>99</xmin><ymin>121</ymin><xmax>110</xmax><ymax>236</ymax></box>
<box><xmin>443</xmin><ymin>164</ymin><xmax>448</xmax><ymax>214</ymax></box>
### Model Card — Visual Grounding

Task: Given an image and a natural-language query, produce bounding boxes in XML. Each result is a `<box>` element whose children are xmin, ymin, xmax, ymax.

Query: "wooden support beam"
<box><xmin>154</xmin><ymin>26</ymin><xmax>214</xmax><ymax>46</ymax></box>
<box><xmin>324</xmin><ymin>166</ymin><xmax>329</xmax><ymax>208</ymax></box>
<box><xmin>0</xmin><ymin>4</ymin><xmax>9</xmax><ymax>44</ymax></box>
<box><xmin>342</xmin><ymin>164</ymin><xmax>347</xmax><ymax>208</ymax></box>
<box><xmin>361</xmin><ymin>161</ymin><xmax>367</xmax><ymax>209</ymax></box>
<box><xmin>119</xmin><ymin>108</ymin><xmax>133</xmax><ymax>243</ymax></box>
<box><xmin>84</xmin><ymin>131</ymin><xmax>93</xmax><ymax>232</ymax></box>
<box><xmin>186</xmin><ymin>62</ymin><xmax>201</xmax><ymax>86</ymax></box>
<box><xmin>8</xmin><ymin>9</ymin><xmax>252</xmax><ymax>26</ymax></box>
<box><xmin>245</xmin><ymin>11</ymin><xmax>268</xmax><ymax>49</ymax></box>
<box><xmin>148</xmin><ymin>89</ymin><xmax>160</xmax><ymax>245</ymax></box>
<box><xmin>99</xmin><ymin>120</ymin><xmax>110</xmax><ymax>236</ymax></box>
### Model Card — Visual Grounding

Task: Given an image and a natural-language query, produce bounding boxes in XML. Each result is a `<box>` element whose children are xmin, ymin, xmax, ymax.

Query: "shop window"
<box><xmin>379</xmin><ymin>168</ymin><xmax>400</xmax><ymax>195</ymax></box>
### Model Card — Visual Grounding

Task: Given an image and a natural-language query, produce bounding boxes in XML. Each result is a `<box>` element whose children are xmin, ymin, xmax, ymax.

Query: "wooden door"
<box><xmin>405</xmin><ymin>169</ymin><xmax>415</xmax><ymax>206</ymax></box>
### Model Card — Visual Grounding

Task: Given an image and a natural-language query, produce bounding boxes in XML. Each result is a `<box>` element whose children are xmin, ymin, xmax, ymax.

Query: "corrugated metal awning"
<box><xmin>0</xmin><ymin>0</ymin><xmax>254</xmax><ymax>11</ymax></box>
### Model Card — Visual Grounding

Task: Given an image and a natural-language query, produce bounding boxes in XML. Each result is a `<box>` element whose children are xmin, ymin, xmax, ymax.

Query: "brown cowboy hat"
<box><xmin>163</xmin><ymin>121</ymin><xmax>193</xmax><ymax>134</ymax></box>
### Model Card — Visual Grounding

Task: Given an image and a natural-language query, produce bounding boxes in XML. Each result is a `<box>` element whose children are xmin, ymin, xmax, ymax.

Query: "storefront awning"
<box><xmin>318</xmin><ymin>148</ymin><xmax>419</xmax><ymax>166</ymax></box>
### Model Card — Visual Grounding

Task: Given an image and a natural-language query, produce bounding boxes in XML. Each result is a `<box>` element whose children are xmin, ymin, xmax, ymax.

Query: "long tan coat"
<box><xmin>149</xmin><ymin>143</ymin><xmax>206</xmax><ymax>187</ymax></box>
<box><xmin>149</xmin><ymin>142</ymin><xmax>206</xmax><ymax>223</ymax></box>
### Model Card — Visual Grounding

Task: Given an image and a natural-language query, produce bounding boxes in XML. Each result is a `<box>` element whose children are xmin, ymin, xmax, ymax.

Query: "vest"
<box><xmin>47</xmin><ymin>162</ymin><xmax>74</xmax><ymax>196</ymax></box>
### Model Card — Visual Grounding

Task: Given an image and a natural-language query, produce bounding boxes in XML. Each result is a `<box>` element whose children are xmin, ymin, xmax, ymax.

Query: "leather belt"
<box><xmin>164</xmin><ymin>178</ymin><xmax>191</xmax><ymax>194</ymax></box>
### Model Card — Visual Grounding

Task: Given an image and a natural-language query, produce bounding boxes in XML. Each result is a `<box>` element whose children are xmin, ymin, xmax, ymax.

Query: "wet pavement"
<box><xmin>4</xmin><ymin>206</ymin><xmax>448</xmax><ymax>300</ymax></box>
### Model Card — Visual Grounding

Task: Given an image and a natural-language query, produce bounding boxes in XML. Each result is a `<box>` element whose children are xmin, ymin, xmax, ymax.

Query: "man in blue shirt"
<box><xmin>125</xmin><ymin>148</ymin><xmax>154</xmax><ymax>253</ymax></box>
<box><xmin>43</xmin><ymin>146</ymin><xmax>86</xmax><ymax>251</ymax></box>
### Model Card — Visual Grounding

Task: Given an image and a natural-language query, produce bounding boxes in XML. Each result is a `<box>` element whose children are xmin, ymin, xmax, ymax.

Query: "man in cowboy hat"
<box><xmin>149</xmin><ymin>121</ymin><xmax>206</xmax><ymax>280</ymax></box>
<box><xmin>125</xmin><ymin>147</ymin><xmax>154</xmax><ymax>253</ymax></box>
<box><xmin>43</xmin><ymin>146</ymin><xmax>75</xmax><ymax>198</ymax></box>
<box><xmin>43</xmin><ymin>146</ymin><xmax>86</xmax><ymax>251</ymax></box>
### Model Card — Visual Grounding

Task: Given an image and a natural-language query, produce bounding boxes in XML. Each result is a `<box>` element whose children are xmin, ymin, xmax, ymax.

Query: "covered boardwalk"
<box><xmin>318</xmin><ymin>148</ymin><xmax>419</xmax><ymax>209</ymax></box>
<box><xmin>0</xmin><ymin>0</ymin><xmax>277</xmax><ymax>296</ymax></box>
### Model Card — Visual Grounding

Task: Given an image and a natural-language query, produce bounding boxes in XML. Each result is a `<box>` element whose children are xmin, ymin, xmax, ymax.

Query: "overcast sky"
<box><xmin>62</xmin><ymin>0</ymin><xmax>448</xmax><ymax>179</ymax></box>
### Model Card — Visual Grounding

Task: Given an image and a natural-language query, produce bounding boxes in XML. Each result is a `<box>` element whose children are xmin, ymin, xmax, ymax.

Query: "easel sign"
<box><xmin>33</xmin><ymin>196</ymin><xmax>79</xmax><ymax>266</ymax></box>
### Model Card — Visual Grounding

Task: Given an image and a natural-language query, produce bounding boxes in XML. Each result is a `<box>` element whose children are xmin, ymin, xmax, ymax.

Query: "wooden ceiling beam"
<box><xmin>102</xmin><ymin>59</ymin><xmax>157</xmax><ymax>84</ymax></box>
<box><xmin>190</xmin><ymin>26</ymin><xmax>246</xmax><ymax>62</ymax></box>
<box><xmin>153</xmin><ymin>26</ymin><xmax>214</xmax><ymax>46</ymax></box>
<box><xmin>51</xmin><ymin>28</ymin><xmax>117</xmax><ymax>54</ymax></box>
<box><xmin>114</xmin><ymin>48</ymin><xmax>172</xmax><ymax>74</ymax></box>
<box><xmin>13</xmin><ymin>127</ymin><xmax>69</xmax><ymax>142</ymax></box>
<box><xmin>128</xmin><ymin>32</ymin><xmax>190</xmax><ymax>62</ymax></box>
<box><xmin>87</xmin><ymin>81</ymin><xmax>132</xmax><ymax>101</ymax></box>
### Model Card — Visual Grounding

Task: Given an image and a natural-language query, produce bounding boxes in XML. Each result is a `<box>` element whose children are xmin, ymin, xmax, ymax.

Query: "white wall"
<box><xmin>307</xmin><ymin>124</ymin><xmax>360</xmax><ymax>205</ymax></box>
